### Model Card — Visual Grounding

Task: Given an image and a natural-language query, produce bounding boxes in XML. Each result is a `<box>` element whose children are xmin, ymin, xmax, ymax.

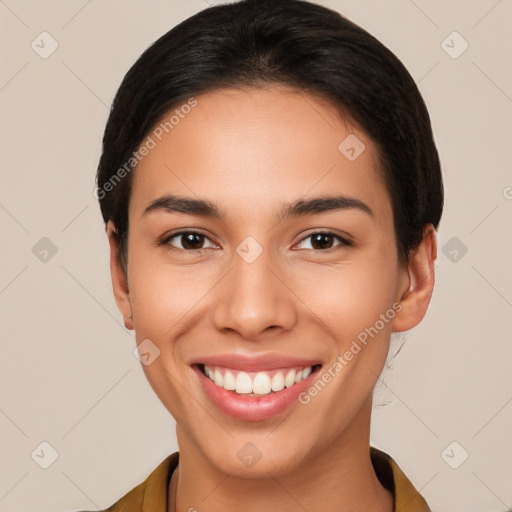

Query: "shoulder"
<box><xmin>370</xmin><ymin>446</ymin><xmax>431</xmax><ymax>512</ymax></box>
<box><xmin>72</xmin><ymin>452</ymin><xmax>179</xmax><ymax>512</ymax></box>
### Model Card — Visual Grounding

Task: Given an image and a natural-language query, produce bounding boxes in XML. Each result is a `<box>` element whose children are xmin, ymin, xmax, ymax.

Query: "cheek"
<box><xmin>291</xmin><ymin>253</ymin><xmax>399</xmax><ymax>342</ymax></box>
<box><xmin>126</xmin><ymin>252</ymin><xmax>213</xmax><ymax>419</ymax></box>
<box><xmin>127</xmin><ymin>246</ymin><xmax>217</xmax><ymax>337</ymax></box>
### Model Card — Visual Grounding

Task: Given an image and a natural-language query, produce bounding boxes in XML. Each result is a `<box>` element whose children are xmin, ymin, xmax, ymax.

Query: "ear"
<box><xmin>106</xmin><ymin>221</ymin><xmax>134</xmax><ymax>330</ymax></box>
<box><xmin>391</xmin><ymin>224</ymin><xmax>437</xmax><ymax>333</ymax></box>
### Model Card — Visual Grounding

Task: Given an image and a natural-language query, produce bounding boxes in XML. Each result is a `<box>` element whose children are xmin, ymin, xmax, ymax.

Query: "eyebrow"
<box><xmin>143</xmin><ymin>194</ymin><xmax>374</xmax><ymax>220</ymax></box>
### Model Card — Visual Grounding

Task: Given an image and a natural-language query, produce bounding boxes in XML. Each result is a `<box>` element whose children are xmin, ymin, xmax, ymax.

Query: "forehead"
<box><xmin>130</xmin><ymin>86</ymin><xmax>392</xmax><ymax>225</ymax></box>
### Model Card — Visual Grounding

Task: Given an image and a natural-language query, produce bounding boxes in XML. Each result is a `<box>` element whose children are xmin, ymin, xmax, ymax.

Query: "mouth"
<box><xmin>192</xmin><ymin>361</ymin><xmax>323</xmax><ymax>421</ymax></box>
<box><xmin>197</xmin><ymin>363</ymin><xmax>322</xmax><ymax>396</ymax></box>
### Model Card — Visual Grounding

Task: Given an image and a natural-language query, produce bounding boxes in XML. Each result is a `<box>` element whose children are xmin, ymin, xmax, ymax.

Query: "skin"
<box><xmin>106</xmin><ymin>85</ymin><xmax>437</xmax><ymax>512</ymax></box>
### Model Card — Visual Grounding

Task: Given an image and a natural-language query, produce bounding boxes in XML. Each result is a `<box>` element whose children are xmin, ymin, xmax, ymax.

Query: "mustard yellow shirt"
<box><xmin>78</xmin><ymin>447</ymin><xmax>430</xmax><ymax>511</ymax></box>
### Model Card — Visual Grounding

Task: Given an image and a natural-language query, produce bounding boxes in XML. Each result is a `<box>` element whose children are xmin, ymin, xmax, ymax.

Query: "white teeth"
<box><xmin>223</xmin><ymin>371</ymin><xmax>236</xmax><ymax>390</ymax></box>
<box><xmin>202</xmin><ymin>365</ymin><xmax>315</xmax><ymax>396</ymax></box>
<box><xmin>252</xmin><ymin>372</ymin><xmax>272</xmax><ymax>395</ymax></box>
<box><xmin>235</xmin><ymin>371</ymin><xmax>253</xmax><ymax>394</ymax></box>
<box><xmin>213</xmin><ymin>369</ymin><xmax>223</xmax><ymax>387</ymax></box>
<box><xmin>271</xmin><ymin>372</ymin><xmax>285</xmax><ymax>392</ymax></box>
<box><xmin>284</xmin><ymin>370</ymin><xmax>296</xmax><ymax>388</ymax></box>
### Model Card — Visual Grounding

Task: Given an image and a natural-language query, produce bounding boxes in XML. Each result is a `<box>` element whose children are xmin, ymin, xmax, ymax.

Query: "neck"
<box><xmin>170</xmin><ymin>396</ymin><xmax>393</xmax><ymax>512</ymax></box>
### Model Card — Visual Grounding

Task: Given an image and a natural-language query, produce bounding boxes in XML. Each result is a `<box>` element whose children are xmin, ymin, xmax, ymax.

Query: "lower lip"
<box><xmin>193</xmin><ymin>365</ymin><xmax>320</xmax><ymax>421</ymax></box>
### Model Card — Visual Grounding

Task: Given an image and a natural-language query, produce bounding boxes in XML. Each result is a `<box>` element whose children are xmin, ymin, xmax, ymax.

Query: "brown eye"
<box><xmin>295</xmin><ymin>231</ymin><xmax>351</xmax><ymax>251</ymax></box>
<box><xmin>161</xmin><ymin>231</ymin><xmax>216</xmax><ymax>251</ymax></box>
<box><xmin>180</xmin><ymin>232</ymin><xmax>206</xmax><ymax>250</ymax></box>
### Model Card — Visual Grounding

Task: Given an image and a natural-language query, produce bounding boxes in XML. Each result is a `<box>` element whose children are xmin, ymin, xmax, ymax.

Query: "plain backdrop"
<box><xmin>0</xmin><ymin>1</ymin><xmax>511</xmax><ymax>511</ymax></box>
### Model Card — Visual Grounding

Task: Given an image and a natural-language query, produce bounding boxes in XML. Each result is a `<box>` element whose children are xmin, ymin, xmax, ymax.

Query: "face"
<box><xmin>108</xmin><ymin>85</ymin><xmax>429</xmax><ymax>478</ymax></box>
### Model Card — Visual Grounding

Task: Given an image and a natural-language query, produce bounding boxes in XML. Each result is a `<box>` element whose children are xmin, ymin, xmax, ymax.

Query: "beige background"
<box><xmin>1</xmin><ymin>1</ymin><xmax>511</xmax><ymax>511</ymax></box>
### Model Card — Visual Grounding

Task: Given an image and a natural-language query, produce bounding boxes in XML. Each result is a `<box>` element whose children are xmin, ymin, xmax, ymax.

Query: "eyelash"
<box><xmin>159</xmin><ymin>229</ymin><xmax>353</xmax><ymax>253</ymax></box>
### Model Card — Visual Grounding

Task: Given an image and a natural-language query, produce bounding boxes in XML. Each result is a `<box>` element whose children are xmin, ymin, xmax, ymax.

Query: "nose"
<box><xmin>210</xmin><ymin>246</ymin><xmax>297</xmax><ymax>341</ymax></box>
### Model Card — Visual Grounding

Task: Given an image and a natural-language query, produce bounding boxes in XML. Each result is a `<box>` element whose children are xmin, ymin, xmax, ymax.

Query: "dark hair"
<box><xmin>96</xmin><ymin>0</ymin><xmax>443</xmax><ymax>271</ymax></box>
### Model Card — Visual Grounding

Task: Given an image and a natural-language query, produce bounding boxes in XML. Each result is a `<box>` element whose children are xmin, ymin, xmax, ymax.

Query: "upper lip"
<box><xmin>190</xmin><ymin>353</ymin><xmax>322</xmax><ymax>372</ymax></box>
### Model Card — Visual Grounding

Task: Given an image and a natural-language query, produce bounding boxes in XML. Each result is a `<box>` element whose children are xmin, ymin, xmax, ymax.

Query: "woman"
<box><xmin>90</xmin><ymin>0</ymin><xmax>443</xmax><ymax>510</ymax></box>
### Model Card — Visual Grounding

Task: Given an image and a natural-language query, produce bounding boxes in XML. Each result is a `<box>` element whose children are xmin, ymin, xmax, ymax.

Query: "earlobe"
<box><xmin>391</xmin><ymin>224</ymin><xmax>437</xmax><ymax>333</ymax></box>
<box><xmin>106</xmin><ymin>221</ymin><xmax>134</xmax><ymax>330</ymax></box>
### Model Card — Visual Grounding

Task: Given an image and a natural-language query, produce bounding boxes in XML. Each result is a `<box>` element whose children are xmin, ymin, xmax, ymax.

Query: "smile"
<box><xmin>201</xmin><ymin>364</ymin><xmax>319</xmax><ymax>396</ymax></box>
<box><xmin>192</xmin><ymin>359</ymin><xmax>323</xmax><ymax>421</ymax></box>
